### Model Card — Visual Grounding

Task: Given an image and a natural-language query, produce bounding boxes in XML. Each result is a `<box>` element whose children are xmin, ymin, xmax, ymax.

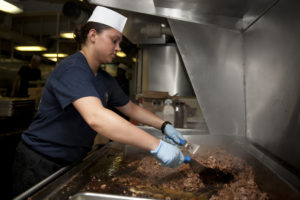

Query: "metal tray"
<box><xmin>71</xmin><ymin>192</ymin><xmax>157</xmax><ymax>200</ymax></box>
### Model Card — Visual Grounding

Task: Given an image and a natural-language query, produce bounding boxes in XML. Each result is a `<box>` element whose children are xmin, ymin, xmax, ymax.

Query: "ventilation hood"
<box><xmin>88</xmin><ymin>0</ymin><xmax>277</xmax><ymax>33</ymax></box>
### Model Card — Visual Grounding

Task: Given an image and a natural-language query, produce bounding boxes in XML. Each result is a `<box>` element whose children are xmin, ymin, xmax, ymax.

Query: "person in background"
<box><xmin>10</xmin><ymin>54</ymin><xmax>41</xmax><ymax>97</ymax></box>
<box><xmin>115</xmin><ymin>63</ymin><xmax>129</xmax><ymax>96</ymax></box>
<box><xmin>12</xmin><ymin>6</ymin><xmax>185</xmax><ymax>196</ymax></box>
<box><xmin>111</xmin><ymin>63</ymin><xmax>130</xmax><ymax>120</ymax></box>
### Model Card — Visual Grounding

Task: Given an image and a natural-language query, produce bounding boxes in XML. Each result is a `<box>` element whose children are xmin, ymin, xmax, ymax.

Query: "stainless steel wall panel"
<box><xmin>169</xmin><ymin>19</ymin><xmax>245</xmax><ymax>136</ymax></box>
<box><xmin>245</xmin><ymin>0</ymin><xmax>300</xmax><ymax>172</ymax></box>
<box><xmin>141</xmin><ymin>45</ymin><xmax>195</xmax><ymax>96</ymax></box>
<box><xmin>242</xmin><ymin>0</ymin><xmax>279</xmax><ymax>30</ymax></box>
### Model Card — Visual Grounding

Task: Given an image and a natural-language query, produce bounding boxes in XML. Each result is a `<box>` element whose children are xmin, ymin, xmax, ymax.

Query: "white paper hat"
<box><xmin>87</xmin><ymin>6</ymin><xmax>127</xmax><ymax>33</ymax></box>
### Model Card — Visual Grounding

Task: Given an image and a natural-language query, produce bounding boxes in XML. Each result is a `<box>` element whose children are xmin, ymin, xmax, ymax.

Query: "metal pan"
<box><xmin>71</xmin><ymin>192</ymin><xmax>158</xmax><ymax>200</ymax></box>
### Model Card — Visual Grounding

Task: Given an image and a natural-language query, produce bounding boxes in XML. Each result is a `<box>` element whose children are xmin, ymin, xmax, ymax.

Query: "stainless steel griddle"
<box><xmin>15</xmin><ymin>128</ymin><xmax>300</xmax><ymax>200</ymax></box>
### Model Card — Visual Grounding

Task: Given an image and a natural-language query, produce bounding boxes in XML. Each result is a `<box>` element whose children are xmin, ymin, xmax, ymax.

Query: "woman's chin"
<box><xmin>101</xmin><ymin>59</ymin><xmax>112</xmax><ymax>64</ymax></box>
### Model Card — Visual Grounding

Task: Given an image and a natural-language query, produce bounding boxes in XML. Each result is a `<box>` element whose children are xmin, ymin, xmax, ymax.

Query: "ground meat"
<box><xmin>82</xmin><ymin>148</ymin><xmax>269</xmax><ymax>200</ymax></box>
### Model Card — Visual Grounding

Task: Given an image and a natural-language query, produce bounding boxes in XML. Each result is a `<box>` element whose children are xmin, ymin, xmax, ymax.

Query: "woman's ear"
<box><xmin>88</xmin><ymin>29</ymin><xmax>97</xmax><ymax>43</ymax></box>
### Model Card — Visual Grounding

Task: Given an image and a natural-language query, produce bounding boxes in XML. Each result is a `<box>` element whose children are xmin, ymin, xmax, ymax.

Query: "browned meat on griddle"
<box><xmin>81</xmin><ymin>147</ymin><xmax>269</xmax><ymax>200</ymax></box>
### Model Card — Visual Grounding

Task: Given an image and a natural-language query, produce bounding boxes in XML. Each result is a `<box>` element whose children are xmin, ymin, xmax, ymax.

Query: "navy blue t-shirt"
<box><xmin>22</xmin><ymin>52</ymin><xmax>129</xmax><ymax>163</ymax></box>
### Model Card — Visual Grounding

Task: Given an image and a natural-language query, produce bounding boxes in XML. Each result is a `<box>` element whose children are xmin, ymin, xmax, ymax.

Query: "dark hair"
<box><xmin>74</xmin><ymin>22</ymin><xmax>111</xmax><ymax>44</ymax></box>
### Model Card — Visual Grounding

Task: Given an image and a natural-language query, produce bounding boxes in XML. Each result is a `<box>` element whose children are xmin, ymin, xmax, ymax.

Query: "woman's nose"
<box><xmin>116</xmin><ymin>47</ymin><xmax>121</xmax><ymax>52</ymax></box>
<box><xmin>115</xmin><ymin>43</ymin><xmax>121</xmax><ymax>51</ymax></box>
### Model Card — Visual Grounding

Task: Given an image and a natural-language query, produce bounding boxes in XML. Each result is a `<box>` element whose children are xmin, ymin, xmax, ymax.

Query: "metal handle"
<box><xmin>179</xmin><ymin>138</ymin><xmax>187</xmax><ymax>145</ymax></box>
<box><xmin>184</xmin><ymin>156</ymin><xmax>191</xmax><ymax>163</ymax></box>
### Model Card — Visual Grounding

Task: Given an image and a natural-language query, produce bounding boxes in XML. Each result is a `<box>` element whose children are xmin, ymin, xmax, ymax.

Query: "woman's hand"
<box><xmin>164</xmin><ymin>125</ymin><xmax>184</xmax><ymax>145</ymax></box>
<box><xmin>150</xmin><ymin>140</ymin><xmax>184</xmax><ymax>168</ymax></box>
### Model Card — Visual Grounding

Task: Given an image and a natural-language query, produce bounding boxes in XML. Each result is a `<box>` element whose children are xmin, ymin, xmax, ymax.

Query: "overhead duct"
<box><xmin>62</xmin><ymin>1</ymin><xmax>89</xmax><ymax>24</ymax></box>
<box><xmin>140</xmin><ymin>24</ymin><xmax>172</xmax><ymax>38</ymax></box>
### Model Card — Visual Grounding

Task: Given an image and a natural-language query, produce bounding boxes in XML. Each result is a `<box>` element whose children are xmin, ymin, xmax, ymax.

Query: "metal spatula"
<box><xmin>183</xmin><ymin>156</ymin><xmax>207</xmax><ymax>173</ymax></box>
<box><xmin>176</xmin><ymin>139</ymin><xmax>229</xmax><ymax>176</ymax></box>
<box><xmin>165</xmin><ymin>136</ymin><xmax>200</xmax><ymax>155</ymax></box>
<box><xmin>179</xmin><ymin>138</ymin><xmax>200</xmax><ymax>155</ymax></box>
<box><xmin>178</xmin><ymin>138</ymin><xmax>211</xmax><ymax>174</ymax></box>
<box><xmin>165</xmin><ymin>136</ymin><xmax>206</xmax><ymax>173</ymax></box>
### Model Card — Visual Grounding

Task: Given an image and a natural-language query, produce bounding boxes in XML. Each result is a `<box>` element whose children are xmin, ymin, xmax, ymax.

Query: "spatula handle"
<box><xmin>179</xmin><ymin>138</ymin><xmax>187</xmax><ymax>145</ymax></box>
<box><xmin>184</xmin><ymin>156</ymin><xmax>191</xmax><ymax>163</ymax></box>
<box><xmin>165</xmin><ymin>136</ymin><xmax>187</xmax><ymax>146</ymax></box>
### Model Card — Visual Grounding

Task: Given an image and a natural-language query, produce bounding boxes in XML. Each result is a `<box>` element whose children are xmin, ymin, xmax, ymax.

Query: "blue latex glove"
<box><xmin>164</xmin><ymin>124</ymin><xmax>185</xmax><ymax>145</ymax></box>
<box><xmin>150</xmin><ymin>140</ymin><xmax>184</xmax><ymax>168</ymax></box>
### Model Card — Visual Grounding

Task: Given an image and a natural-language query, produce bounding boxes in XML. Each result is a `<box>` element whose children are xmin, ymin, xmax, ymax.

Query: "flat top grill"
<box><xmin>23</xmin><ymin>131</ymin><xmax>300</xmax><ymax>200</ymax></box>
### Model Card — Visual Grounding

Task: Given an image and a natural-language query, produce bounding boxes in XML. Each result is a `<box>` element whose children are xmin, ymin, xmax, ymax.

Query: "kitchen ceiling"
<box><xmin>0</xmin><ymin>0</ymin><xmax>137</xmax><ymax>64</ymax></box>
<box><xmin>0</xmin><ymin>0</ymin><xmax>278</xmax><ymax>63</ymax></box>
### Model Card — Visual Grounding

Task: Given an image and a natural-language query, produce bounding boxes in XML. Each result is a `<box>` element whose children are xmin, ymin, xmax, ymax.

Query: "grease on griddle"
<box><xmin>107</xmin><ymin>153</ymin><xmax>124</xmax><ymax>177</ymax></box>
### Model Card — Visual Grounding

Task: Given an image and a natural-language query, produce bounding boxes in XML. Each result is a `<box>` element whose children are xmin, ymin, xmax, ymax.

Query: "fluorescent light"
<box><xmin>116</xmin><ymin>51</ymin><xmax>126</xmax><ymax>58</ymax></box>
<box><xmin>42</xmin><ymin>53</ymin><xmax>68</xmax><ymax>58</ymax></box>
<box><xmin>48</xmin><ymin>58</ymin><xmax>57</xmax><ymax>62</ymax></box>
<box><xmin>60</xmin><ymin>32</ymin><xmax>74</xmax><ymax>39</ymax></box>
<box><xmin>14</xmin><ymin>46</ymin><xmax>47</xmax><ymax>51</ymax></box>
<box><xmin>0</xmin><ymin>0</ymin><xmax>23</xmax><ymax>14</ymax></box>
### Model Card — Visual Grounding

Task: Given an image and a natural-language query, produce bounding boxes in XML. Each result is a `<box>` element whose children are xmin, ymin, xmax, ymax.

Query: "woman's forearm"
<box><xmin>94</xmin><ymin>108</ymin><xmax>160</xmax><ymax>151</ymax></box>
<box><xmin>73</xmin><ymin>97</ymin><xmax>160</xmax><ymax>151</ymax></box>
<box><xmin>117</xmin><ymin>101</ymin><xmax>165</xmax><ymax>129</ymax></box>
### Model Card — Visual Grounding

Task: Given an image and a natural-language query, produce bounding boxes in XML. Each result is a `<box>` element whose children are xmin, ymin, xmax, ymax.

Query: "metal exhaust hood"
<box><xmin>88</xmin><ymin>0</ymin><xmax>278</xmax><ymax>32</ymax></box>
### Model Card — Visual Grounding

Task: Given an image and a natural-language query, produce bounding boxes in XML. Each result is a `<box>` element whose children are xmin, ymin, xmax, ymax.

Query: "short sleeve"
<box><xmin>50</xmin><ymin>68</ymin><xmax>99</xmax><ymax>109</ymax></box>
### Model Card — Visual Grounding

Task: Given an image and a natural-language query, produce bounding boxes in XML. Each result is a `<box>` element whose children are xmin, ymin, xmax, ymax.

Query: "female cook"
<box><xmin>12</xmin><ymin>6</ymin><xmax>185</xmax><ymax>196</ymax></box>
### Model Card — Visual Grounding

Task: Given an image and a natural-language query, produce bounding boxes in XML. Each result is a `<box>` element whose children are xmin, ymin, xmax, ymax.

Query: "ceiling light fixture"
<box><xmin>116</xmin><ymin>51</ymin><xmax>126</xmax><ymax>58</ymax></box>
<box><xmin>14</xmin><ymin>46</ymin><xmax>47</xmax><ymax>51</ymax></box>
<box><xmin>42</xmin><ymin>53</ymin><xmax>68</xmax><ymax>58</ymax></box>
<box><xmin>48</xmin><ymin>57</ymin><xmax>58</xmax><ymax>62</ymax></box>
<box><xmin>60</xmin><ymin>32</ymin><xmax>74</xmax><ymax>39</ymax></box>
<box><xmin>0</xmin><ymin>0</ymin><xmax>23</xmax><ymax>14</ymax></box>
